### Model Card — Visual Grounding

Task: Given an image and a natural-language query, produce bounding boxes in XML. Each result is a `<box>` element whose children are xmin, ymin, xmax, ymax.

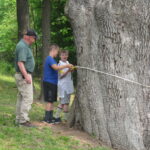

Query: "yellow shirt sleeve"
<box><xmin>59</xmin><ymin>70</ymin><xmax>65</xmax><ymax>75</ymax></box>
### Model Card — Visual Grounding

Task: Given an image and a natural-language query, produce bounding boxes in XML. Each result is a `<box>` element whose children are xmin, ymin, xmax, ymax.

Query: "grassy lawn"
<box><xmin>0</xmin><ymin>74</ymin><xmax>110</xmax><ymax>150</ymax></box>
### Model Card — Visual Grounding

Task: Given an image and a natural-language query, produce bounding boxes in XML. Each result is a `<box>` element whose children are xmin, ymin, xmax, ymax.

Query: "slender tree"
<box><xmin>42</xmin><ymin>0</ymin><xmax>50</xmax><ymax>60</ymax></box>
<box><xmin>16</xmin><ymin>0</ymin><xmax>29</xmax><ymax>39</ymax></box>
<box><xmin>66</xmin><ymin>0</ymin><xmax>150</xmax><ymax>150</ymax></box>
<box><xmin>39</xmin><ymin>0</ymin><xmax>51</xmax><ymax>100</ymax></box>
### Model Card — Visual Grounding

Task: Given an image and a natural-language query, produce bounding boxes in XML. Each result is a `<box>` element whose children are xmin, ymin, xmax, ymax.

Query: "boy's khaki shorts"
<box><xmin>60</xmin><ymin>92</ymin><xmax>71</xmax><ymax>105</ymax></box>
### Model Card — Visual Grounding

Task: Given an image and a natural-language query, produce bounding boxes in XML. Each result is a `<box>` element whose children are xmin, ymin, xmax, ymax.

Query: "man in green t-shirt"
<box><xmin>15</xmin><ymin>29</ymin><xmax>38</xmax><ymax>127</ymax></box>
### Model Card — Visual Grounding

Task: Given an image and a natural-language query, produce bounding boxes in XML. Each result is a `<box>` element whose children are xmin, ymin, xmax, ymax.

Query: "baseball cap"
<box><xmin>25</xmin><ymin>29</ymin><xmax>38</xmax><ymax>40</ymax></box>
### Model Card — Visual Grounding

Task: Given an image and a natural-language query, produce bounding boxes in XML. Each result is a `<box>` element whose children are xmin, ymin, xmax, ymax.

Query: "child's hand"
<box><xmin>68</xmin><ymin>66</ymin><xmax>76</xmax><ymax>72</ymax></box>
<box><xmin>67</xmin><ymin>64</ymin><xmax>74</xmax><ymax>69</ymax></box>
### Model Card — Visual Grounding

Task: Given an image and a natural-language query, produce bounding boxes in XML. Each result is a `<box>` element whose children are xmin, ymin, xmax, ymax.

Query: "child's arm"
<box><xmin>59</xmin><ymin>69</ymin><xmax>71</xmax><ymax>79</ymax></box>
<box><xmin>51</xmin><ymin>64</ymin><xmax>73</xmax><ymax>71</ymax></box>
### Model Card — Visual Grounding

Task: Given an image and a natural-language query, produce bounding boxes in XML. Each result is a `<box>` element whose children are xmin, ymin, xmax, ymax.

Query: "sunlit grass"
<box><xmin>0</xmin><ymin>74</ymin><xmax>15</xmax><ymax>83</ymax></box>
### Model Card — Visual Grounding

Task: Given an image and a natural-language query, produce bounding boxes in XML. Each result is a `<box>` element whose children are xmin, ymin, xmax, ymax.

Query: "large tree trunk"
<box><xmin>16</xmin><ymin>0</ymin><xmax>29</xmax><ymax>39</ymax></box>
<box><xmin>66</xmin><ymin>1</ymin><xmax>150</xmax><ymax>150</ymax></box>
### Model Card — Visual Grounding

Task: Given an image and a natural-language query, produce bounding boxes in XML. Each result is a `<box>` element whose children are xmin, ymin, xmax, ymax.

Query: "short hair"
<box><xmin>49</xmin><ymin>44</ymin><xmax>59</xmax><ymax>52</ymax></box>
<box><xmin>59</xmin><ymin>50</ymin><xmax>69</xmax><ymax>55</ymax></box>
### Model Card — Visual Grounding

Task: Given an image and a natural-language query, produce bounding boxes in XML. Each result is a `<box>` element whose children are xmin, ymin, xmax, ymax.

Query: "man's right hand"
<box><xmin>25</xmin><ymin>74</ymin><xmax>32</xmax><ymax>84</ymax></box>
<box><xmin>18</xmin><ymin>62</ymin><xmax>32</xmax><ymax>84</ymax></box>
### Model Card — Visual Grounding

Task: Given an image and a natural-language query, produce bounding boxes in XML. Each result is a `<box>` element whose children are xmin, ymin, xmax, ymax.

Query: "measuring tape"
<box><xmin>71</xmin><ymin>66</ymin><xmax>150</xmax><ymax>88</ymax></box>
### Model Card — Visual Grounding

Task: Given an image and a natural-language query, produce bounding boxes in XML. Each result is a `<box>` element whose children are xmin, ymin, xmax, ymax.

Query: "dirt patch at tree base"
<box><xmin>33</xmin><ymin>121</ymin><xmax>114</xmax><ymax>149</ymax></box>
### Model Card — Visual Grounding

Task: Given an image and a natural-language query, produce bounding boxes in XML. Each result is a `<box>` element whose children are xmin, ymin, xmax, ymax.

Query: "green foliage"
<box><xmin>29</xmin><ymin>0</ymin><xmax>75</xmax><ymax>51</ymax></box>
<box><xmin>0</xmin><ymin>0</ymin><xmax>17</xmax><ymax>57</ymax></box>
<box><xmin>0</xmin><ymin>61</ymin><xmax>15</xmax><ymax>75</ymax></box>
<box><xmin>51</xmin><ymin>0</ymin><xmax>74</xmax><ymax>50</ymax></box>
<box><xmin>0</xmin><ymin>0</ymin><xmax>17</xmax><ymax>77</ymax></box>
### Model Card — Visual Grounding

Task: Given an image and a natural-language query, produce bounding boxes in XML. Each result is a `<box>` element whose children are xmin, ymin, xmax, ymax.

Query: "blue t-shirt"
<box><xmin>43</xmin><ymin>56</ymin><xmax>58</xmax><ymax>85</ymax></box>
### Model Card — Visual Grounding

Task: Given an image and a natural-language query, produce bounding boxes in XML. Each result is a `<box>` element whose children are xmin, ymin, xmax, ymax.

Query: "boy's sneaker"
<box><xmin>42</xmin><ymin>119</ymin><xmax>55</xmax><ymax>124</ymax></box>
<box><xmin>49</xmin><ymin>119</ymin><xmax>55</xmax><ymax>124</ymax></box>
<box><xmin>54</xmin><ymin>117</ymin><xmax>62</xmax><ymax>124</ymax></box>
<box><xmin>42</xmin><ymin>120</ymin><xmax>49</xmax><ymax>123</ymax></box>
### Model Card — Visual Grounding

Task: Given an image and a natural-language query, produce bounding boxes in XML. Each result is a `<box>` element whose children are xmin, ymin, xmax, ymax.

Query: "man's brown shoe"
<box><xmin>19</xmin><ymin>121</ymin><xmax>36</xmax><ymax>127</ymax></box>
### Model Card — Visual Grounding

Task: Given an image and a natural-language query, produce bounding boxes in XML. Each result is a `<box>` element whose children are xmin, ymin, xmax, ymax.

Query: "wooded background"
<box><xmin>0</xmin><ymin>0</ymin><xmax>76</xmax><ymax>76</ymax></box>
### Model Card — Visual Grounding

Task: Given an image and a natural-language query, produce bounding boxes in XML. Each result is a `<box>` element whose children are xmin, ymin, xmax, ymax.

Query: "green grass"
<box><xmin>0</xmin><ymin>74</ymin><xmax>110</xmax><ymax>150</ymax></box>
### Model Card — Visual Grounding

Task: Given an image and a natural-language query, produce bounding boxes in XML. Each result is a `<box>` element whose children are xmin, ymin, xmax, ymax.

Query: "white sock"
<box><xmin>55</xmin><ymin>107</ymin><xmax>62</xmax><ymax>118</ymax></box>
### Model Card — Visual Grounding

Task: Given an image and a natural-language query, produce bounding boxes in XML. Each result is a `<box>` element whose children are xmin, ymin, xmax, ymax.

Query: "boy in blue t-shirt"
<box><xmin>43</xmin><ymin>44</ymin><xmax>73</xmax><ymax>124</ymax></box>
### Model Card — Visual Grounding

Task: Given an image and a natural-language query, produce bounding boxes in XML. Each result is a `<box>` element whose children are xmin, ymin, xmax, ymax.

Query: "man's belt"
<box><xmin>16</xmin><ymin>71</ymin><xmax>32</xmax><ymax>79</ymax></box>
<box><xmin>27</xmin><ymin>71</ymin><xmax>32</xmax><ymax>74</ymax></box>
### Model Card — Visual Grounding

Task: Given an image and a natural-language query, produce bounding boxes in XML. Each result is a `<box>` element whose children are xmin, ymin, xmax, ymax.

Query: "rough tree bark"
<box><xmin>66</xmin><ymin>0</ymin><xmax>150</xmax><ymax>150</ymax></box>
<box><xmin>16</xmin><ymin>0</ymin><xmax>29</xmax><ymax>39</ymax></box>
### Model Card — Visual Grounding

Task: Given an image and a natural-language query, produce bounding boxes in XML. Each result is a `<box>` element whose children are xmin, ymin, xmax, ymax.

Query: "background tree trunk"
<box><xmin>16</xmin><ymin>0</ymin><xmax>29</xmax><ymax>39</ymax></box>
<box><xmin>42</xmin><ymin>0</ymin><xmax>50</xmax><ymax>60</ymax></box>
<box><xmin>39</xmin><ymin>0</ymin><xmax>51</xmax><ymax>100</ymax></box>
<box><xmin>66</xmin><ymin>0</ymin><xmax>150</xmax><ymax>150</ymax></box>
